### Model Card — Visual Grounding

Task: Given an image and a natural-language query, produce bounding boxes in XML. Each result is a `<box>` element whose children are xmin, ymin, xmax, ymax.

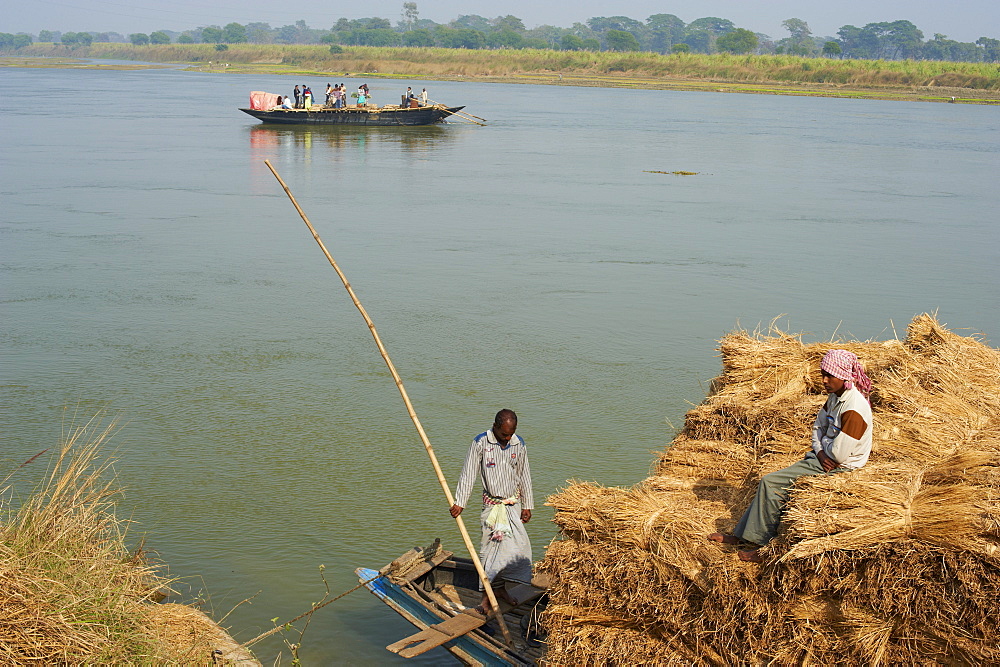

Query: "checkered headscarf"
<box><xmin>820</xmin><ymin>349</ymin><xmax>872</xmax><ymax>400</ymax></box>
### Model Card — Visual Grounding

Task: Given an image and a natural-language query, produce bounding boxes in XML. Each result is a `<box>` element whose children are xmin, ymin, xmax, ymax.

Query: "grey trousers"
<box><xmin>733</xmin><ymin>452</ymin><xmax>845</xmax><ymax>546</ymax></box>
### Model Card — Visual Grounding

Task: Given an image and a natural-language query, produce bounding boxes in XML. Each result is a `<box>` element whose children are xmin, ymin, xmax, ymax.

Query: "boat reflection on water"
<box><xmin>248</xmin><ymin>123</ymin><xmax>457</xmax><ymax>154</ymax></box>
<box><xmin>247</xmin><ymin>123</ymin><xmax>463</xmax><ymax>193</ymax></box>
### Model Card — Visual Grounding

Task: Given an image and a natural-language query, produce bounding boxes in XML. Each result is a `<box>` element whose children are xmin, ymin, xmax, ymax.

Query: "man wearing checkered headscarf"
<box><xmin>709</xmin><ymin>349</ymin><xmax>874</xmax><ymax>562</ymax></box>
<box><xmin>820</xmin><ymin>349</ymin><xmax>872</xmax><ymax>400</ymax></box>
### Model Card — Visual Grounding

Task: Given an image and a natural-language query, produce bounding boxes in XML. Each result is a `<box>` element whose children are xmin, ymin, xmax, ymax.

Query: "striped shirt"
<box><xmin>454</xmin><ymin>428</ymin><xmax>534</xmax><ymax>510</ymax></box>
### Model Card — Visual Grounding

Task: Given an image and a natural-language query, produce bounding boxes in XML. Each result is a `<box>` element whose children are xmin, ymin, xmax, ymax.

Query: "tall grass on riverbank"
<box><xmin>0</xmin><ymin>416</ymin><xmax>176</xmax><ymax>662</ymax></box>
<box><xmin>14</xmin><ymin>43</ymin><xmax>1000</xmax><ymax>91</ymax></box>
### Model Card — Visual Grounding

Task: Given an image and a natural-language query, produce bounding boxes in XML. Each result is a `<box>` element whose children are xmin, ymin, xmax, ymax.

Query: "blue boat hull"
<box><xmin>356</xmin><ymin>567</ymin><xmax>515</xmax><ymax>666</ymax></box>
<box><xmin>356</xmin><ymin>548</ymin><xmax>545</xmax><ymax>666</ymax></box>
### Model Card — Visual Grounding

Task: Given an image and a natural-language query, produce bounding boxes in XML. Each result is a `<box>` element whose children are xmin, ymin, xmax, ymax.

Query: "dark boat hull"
<box><xmin>239</xmin><ymin>105</ymin><xmax>465</xmax><ymax>126</ymax></box>
<box><xmin>357</xmin><ymin>542</ymin><xmax>546</xmax><ymax>666</ymax></box>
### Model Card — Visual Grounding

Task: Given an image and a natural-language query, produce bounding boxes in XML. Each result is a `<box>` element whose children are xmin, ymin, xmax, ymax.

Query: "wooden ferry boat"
<box><xmin>356</xmin><ymin>540</ymin><xmax>547</xmax><ymax>665</ymax></box>
<box><xmin>240</xmin><ymin>104</ymin><xmax>466</xmax><ymax>126</ymax></box>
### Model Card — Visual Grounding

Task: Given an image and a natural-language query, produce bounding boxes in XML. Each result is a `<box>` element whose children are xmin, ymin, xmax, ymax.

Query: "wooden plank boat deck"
<box><xmin>357</xmin><ymin>541</ymin><xmax>547</xmax><ymax>665</ymax></box>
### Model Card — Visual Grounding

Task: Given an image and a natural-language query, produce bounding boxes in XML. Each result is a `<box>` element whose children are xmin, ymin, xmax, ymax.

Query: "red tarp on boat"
<box><xmin>249</xmin><ymin>91</ymin><xmax>281</xmax><ymax>110</ymax></box>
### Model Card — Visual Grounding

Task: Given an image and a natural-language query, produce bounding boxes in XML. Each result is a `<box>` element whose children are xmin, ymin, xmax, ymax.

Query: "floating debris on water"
<box><xmin>644</xmin><ymin>170</ymin><xmax>698</xmax><ymax>175</ymax></box>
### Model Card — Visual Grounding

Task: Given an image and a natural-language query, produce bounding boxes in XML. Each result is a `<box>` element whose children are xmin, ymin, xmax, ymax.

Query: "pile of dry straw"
<box><xmin>538</xmin><ymin>314</ymin><xmax>1000</xmax><ymax>664</ymax></box>
<box><xmin>0</xmin><ymin>417</ymin><xmax>256</xmax><ymax>664</ymax></box>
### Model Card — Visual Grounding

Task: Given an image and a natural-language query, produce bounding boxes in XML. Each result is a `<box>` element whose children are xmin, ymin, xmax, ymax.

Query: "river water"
<box><xmin>2</xmin><ymin>64</ymin><xmax>998</xmax><ymax>663</ymax></box>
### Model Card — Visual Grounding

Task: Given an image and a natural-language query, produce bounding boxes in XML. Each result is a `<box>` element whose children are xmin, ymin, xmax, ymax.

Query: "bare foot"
<box><xmin>474</xmin><ymin>587</ymin><xmax>513</xmax><ymax>616</ymax></box>
<box><xmin>708</xmin><ymin>532</ymin><xmax>742</xmax><ymax>545</ymax></box>
<box><xmin>737</xmin><ymin>549</ymin><xmax>764</xmax><ymax>563</ymax></box>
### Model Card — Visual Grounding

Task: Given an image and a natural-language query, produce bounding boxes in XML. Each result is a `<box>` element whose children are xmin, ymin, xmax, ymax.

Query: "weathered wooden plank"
<box><xmin>386</xmin><ymin>609</ymin><xmax>487</xmax><ymax>658</ymax></box>
<box><xmin>395</xmin><ymin>549</ymin><xmax>453</xmax><ymax>585</ymax></box>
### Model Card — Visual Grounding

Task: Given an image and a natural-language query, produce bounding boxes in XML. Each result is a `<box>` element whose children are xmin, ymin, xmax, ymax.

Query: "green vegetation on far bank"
<box><xmin>7</xmin><ymin>43</ymin><xmax>1000</xmax><ymax>103</ymax></box>
<box><xmin>9</xmin><ymin>13</ymin><xmax>1000</xmax><ymax>64</ymax></box>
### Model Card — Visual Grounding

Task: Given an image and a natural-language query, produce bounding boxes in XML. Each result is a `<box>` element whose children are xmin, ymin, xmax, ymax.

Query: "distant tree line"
<box><xmin>0</xmin><ymin>32</ymin><xmax>33</xmax><ymax>48</ymax></box>
<box><xmin>5</xmin><ymin>4</ymin><xmax>999</xmax><ymax>63</ymax></box>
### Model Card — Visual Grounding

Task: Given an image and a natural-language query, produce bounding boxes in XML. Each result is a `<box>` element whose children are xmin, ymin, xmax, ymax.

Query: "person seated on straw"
<box><xmin>450</xmin><ymin>409</ymin><xmax>534</xmax><ymax>615</ymax></box>
<box><xmin>708</xmin><ymin>349</ymin><xmax>873</xmax><ymax>563</ymax></box>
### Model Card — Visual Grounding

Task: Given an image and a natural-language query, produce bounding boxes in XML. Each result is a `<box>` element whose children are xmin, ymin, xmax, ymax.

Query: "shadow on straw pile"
<box><xmin>537</xmin><ymin>314</ymin><xmax>1000</xmax><ymax>665</ymax></box>
<box><xmin>0</xmin><ymin>415</ymin><xmax>257</xmax><ymax>665</ymax></box>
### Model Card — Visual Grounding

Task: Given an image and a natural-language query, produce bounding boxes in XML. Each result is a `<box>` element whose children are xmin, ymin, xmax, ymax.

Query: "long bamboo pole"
<box><xmin>264</xmin><ymin>159</ymin><xmax>514</xmax><ymax>647</ymax></box>
<box><xmin>451</xmin><ymin>111</ymin><xmax>488</xmax><ymax>126</ymax></box>
<box><xmin>458</xmin><ymin>110</ymin><xmax>488</xmax><ymax>122</ymax></box>
<box><xmin>430</xmin><ymin>103</ymin><xmax>487</xmax><ymax>126</ymax></box>
<box><xmin>427</xmin><ymin>99</ymin><xmax>487</xmax><ymax>122</ymax></box>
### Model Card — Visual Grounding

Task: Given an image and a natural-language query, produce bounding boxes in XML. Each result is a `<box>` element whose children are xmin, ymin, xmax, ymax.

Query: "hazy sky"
<box><xmin>7</xmin><ymin>0</ymin><xmax>997</xmax><ymax>43</ymax></box>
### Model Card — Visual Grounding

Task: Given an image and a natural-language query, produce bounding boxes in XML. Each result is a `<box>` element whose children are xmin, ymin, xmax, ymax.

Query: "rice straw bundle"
<box><xmin>777</xmin><ymin>457</ymin><xmax>993</xmax><ymax>559</ymax></box>
<box><xmin>548</xmin><ymin>482</ymin><xmax>724</xmax><ymax>590</ymax></box>
<box><xmin>537</xmin><ymin>616</ymin><xmax>706</xmax><ymax>665</ymax></box>
<box><xmin>539</xmin><ymin>314</ymin><xmax>1000</xmax><ymax>664</ymax></box>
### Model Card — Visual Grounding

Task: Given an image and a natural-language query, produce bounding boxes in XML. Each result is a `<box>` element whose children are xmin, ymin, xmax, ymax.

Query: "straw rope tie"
<box><xmin>643</xmin><ymin>507</ymin><xmax>671</xmax><ymax>550</ymax></box>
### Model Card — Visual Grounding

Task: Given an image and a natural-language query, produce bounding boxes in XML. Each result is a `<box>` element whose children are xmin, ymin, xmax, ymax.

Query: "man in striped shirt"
<box><xmin>450</xmin><ymin>409</ymin><xmax>534</xmax><ymax>614</ymax></box>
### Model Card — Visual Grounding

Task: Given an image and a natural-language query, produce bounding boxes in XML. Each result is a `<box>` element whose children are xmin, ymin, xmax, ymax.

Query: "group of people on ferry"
<box><xmin>401</xmin><ymin>86</ymin><xmax>430</xmax><ymax>108</ymax></box>
<box><xmin>272</xmin><ymin>84</ymin><xmax>429</xmax><ymax>111</ymax></box>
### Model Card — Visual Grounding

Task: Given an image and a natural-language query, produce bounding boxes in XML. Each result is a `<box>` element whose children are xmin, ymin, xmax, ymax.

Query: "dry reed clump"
<box><xmin>0</xmin><ymin>416</ymin><xmax>254</xmax><ymax>665</ymax></box>
<box><xmin>537</xmin><ymin>313</ymin><xmax>1000</xmax><ymax>664</ymax></box>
